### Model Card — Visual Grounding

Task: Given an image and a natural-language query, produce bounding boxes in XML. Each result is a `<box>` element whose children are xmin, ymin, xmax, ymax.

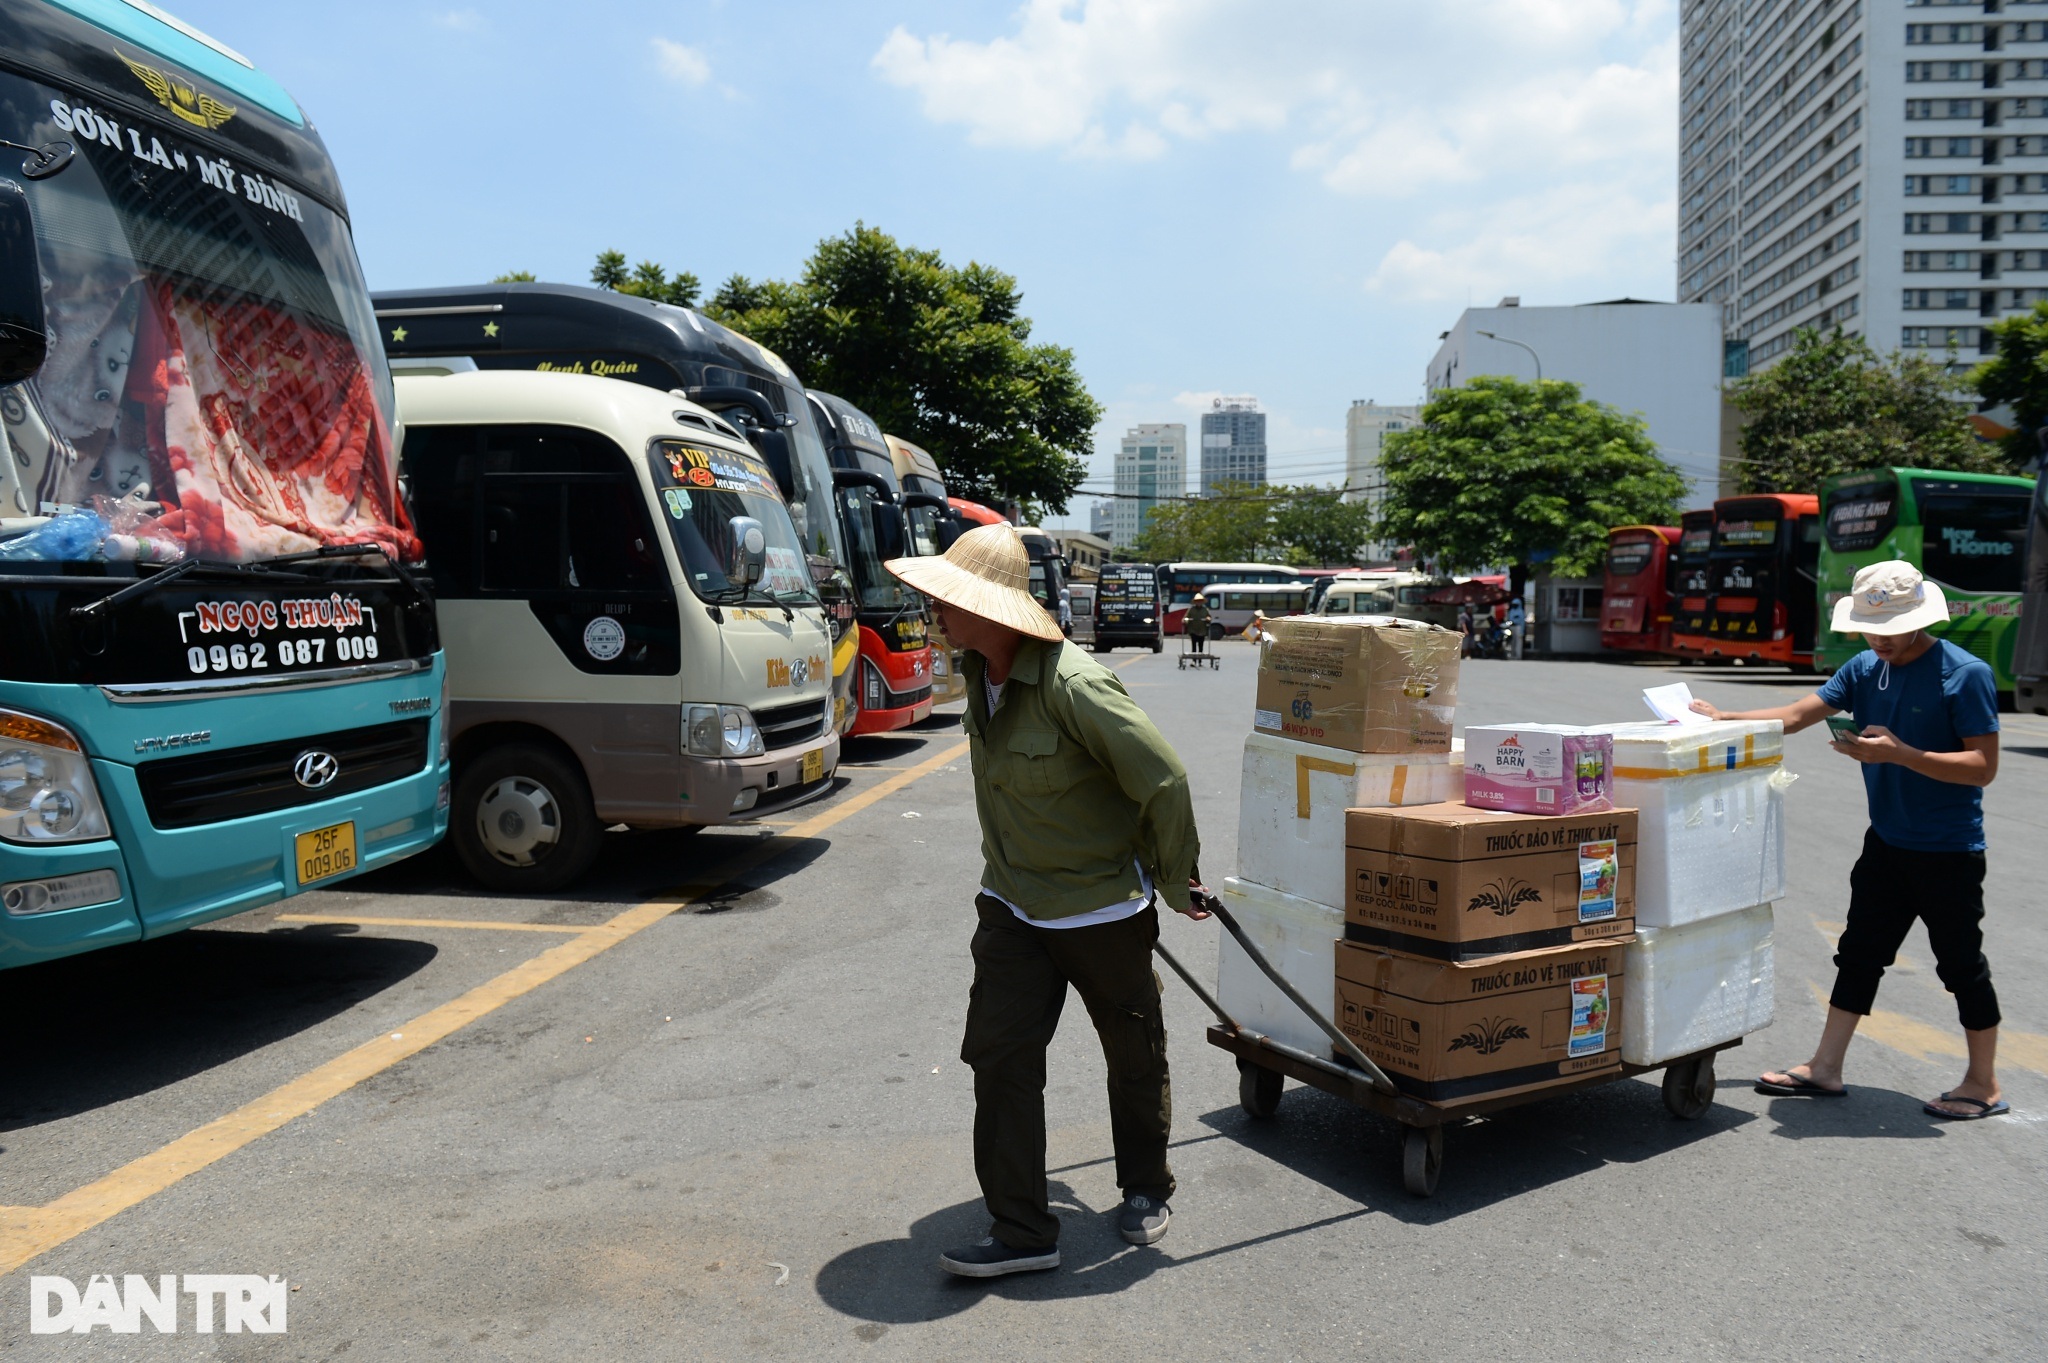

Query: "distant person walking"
<box><xmin>1184</xmin><ymin>592</ymin><xmax>1211</xmax><ymax>654</ymax></box>
<box><xmin>886</xmin><ymin>525</ymin><xmax>1212</xmax><ymax>1277</ymax></box>
<box><xmin>1506</xmin><ymin>596</ymin><xmax>1526</xmax><ymax>659</ymax></box>
<box><xmin>1457</xmin><ymin>604</ymin><xmax>1476</xmax><ymax>657</ymax></box>
<box><xmin>1690</xmin><ymin>561</ymin><xmax>2006</xmax><ymax>1120</ymax></box>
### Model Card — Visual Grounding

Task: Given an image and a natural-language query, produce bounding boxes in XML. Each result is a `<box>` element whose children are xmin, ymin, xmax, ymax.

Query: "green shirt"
<box><xmin>964</xmin><ymin>639</ymin><xmax>1201</xmax><ymax>920</ymax></box>
<box><xmin>1185</xmin><ymin>602</ymin><xmax>1211</xmax><ymax>631</ymax></box>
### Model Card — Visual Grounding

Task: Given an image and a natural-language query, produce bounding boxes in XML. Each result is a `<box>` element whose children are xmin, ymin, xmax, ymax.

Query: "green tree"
<box><xmin>590</xmin><ymin>249</ymin><xmax>701</xmax><ymax>308</ymax></box>
<box><xmin>705</xmin><ymin>225</ymin><xmax>1099</xmax><ymax>511</ymax></box>
<box><xmin>491</xmin><ymin>269</ymin><xmax>537</xmax><ymax>283</ymax></box>
<box><xmin>1969</xmin><ymin>301</ymin><xmax>2048</xmax><ymax>469</ymax></box>
<box><xmin>1377</xmin><ymin>376</ymin><xmax>1687</xmax><ymax>577</ymax></box>
<box><xmin>1270</xmin><ymin>485</ymin><xmax>1377</xmax><ymax>566</ymax></box>
<box><xmin>1130</xmin><ymin>483</ymin><xmax>1276</xmax><ymax>562</ymax></box>
<box><xmin>1729</xmin><ymin>327</ymin><xmax>2000</xmax><ymax>493</ymax></box>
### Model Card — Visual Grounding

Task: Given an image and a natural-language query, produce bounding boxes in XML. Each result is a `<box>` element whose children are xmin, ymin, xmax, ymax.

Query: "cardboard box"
<box><xmin>1251</xmin><ymin>617</ymin><xmax>1462</xmax><ymax>754</ymax></box>
<box><xmin>1345</xmin><ymin>801</ymin><xmax>1637</xmax><ymax>960</ymax></box>
<box><xmin>1463</xmin><ymin>724</ymin><xmax>1614</xmax><ymax>816</ymax></box>
<box><xmin>1334</xmin><ymin>938</ymin><xmax>1628</xmax><ymax>1106</ymax></box>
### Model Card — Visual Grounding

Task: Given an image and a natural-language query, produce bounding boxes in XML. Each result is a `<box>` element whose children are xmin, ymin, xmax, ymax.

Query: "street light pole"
<box><xmin>1476</xmin><ymin>330</ymin><xmax>1542</xmax><ymax>383</ymax></box>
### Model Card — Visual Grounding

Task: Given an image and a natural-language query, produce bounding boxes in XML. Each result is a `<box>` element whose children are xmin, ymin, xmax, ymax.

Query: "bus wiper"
<box><xmin>263</xmin><ymin>542</ymin><xmax>431</xmax><ymax>611</ymax></box>
<box><xmin>68</xmin><ymin>556</ymin><xmax>317</xmax><ymax>622</ymax></box>
<box><xmin>707</xmin><ymin>582</ymin><xmax>793</xmax><ymax>621</ymax></box>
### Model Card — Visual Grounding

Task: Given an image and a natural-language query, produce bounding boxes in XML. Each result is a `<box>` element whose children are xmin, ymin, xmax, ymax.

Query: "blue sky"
<box><xmin>171</xmin><ymin>0</ymin><xmax>1681</xmax><ymax>526</ymax></box>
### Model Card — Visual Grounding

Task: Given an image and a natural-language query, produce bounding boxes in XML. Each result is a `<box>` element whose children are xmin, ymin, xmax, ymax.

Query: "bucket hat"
<box><xmin>885</xmin><ymin>524</ymin><xmax>1064</xmax><ymax>642</ymax></box>
<box><xmin>1831</xmin><ymin>559</ymin><xmax>1949</xmax><ymax>637</ymax></box>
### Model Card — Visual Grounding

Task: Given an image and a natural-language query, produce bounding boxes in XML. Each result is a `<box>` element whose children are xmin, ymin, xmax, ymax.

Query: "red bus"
<box><xmin>1670</xmin><ymin>494</ymin><xmax>1823</xmax><ymax>668</ymax></box>
<box><xmin>1600</xmin><ymin>525</ymin><xmax>1681</xmax><ymax>655</ymax></box>
<box><xmin>1668</xmin><ymin>509</ymin><xmax>1714</xmax><ymax>659</ymax></box>
<box><xmin>1157</xmin><ymin>562</ymin><xmax>1302</xmax><ymax>633</ymax></box>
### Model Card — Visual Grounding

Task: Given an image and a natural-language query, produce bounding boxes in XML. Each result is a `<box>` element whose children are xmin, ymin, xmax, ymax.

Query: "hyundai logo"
<box><xmin>293</xmin><ymin>750</ymin><xmax>340</xmax><ymax>790</ymax></box>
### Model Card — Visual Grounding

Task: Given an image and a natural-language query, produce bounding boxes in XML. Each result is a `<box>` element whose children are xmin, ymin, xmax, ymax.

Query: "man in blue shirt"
<box><xmin>1692</xmin><ymin>560</ymin><xmax>2006</xmax><ymax>1120</ymax></box>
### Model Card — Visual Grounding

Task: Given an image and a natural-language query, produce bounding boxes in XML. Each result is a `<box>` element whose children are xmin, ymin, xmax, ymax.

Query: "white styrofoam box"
<box><xmin>1216</xmin><ymin>877</ymin><xmax>1345</xmax><ymax>1058</ymax></box>
<box><xmin>1597</xmin><ymin>720</ymin><xmax>1788</xmax><ymax>928</ymax></box>
<box><xmin>1621</xmin><ymin>902</ymin><xmax>1775</xmax><ymax>1066</ymax></box>
<box><xmin>1238</xmin><ymin>730</ymin><xmax>1462</xmax><ymax>907</ymax></box>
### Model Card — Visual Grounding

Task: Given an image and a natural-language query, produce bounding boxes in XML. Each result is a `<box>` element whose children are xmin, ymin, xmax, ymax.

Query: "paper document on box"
<box><xmin>1642</xmin><ymin>682</ymin><xmax>1708</xmax><ymax>726</ymax></box>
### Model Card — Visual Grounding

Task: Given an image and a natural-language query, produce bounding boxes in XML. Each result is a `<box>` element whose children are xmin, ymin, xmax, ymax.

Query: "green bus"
<box><xmin>1816</xmin><ymin>467</ymin><xmax>2036</xmax><ymax>689</ymax></box>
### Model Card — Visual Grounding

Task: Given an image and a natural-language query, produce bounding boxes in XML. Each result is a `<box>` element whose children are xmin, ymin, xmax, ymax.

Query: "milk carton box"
<box><xmin>1463</xmin><ymin>724</ymin><xmax>1614</xmax><ymax>816</ymax></box>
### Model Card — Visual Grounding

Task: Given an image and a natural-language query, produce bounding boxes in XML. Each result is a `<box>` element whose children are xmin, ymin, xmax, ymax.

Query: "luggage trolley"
<box><xmin>1157</xmin><ymin>900</ymin><xmax>1737</xmax><ymax>1198</ymax></box>
<box><xmin>1177</xmin><ymin>629</ymin><xmax>1219</xmax><ymax>671</ymax></box>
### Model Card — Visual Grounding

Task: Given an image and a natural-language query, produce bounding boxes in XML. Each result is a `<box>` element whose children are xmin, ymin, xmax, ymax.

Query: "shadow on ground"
<box><xmin>0</xmin><ymin>927</ymin><xmax>436</xmax><ymax>1133</ymax></box>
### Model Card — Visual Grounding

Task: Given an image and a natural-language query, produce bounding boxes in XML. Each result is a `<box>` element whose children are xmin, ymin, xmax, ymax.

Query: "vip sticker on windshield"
<box><xmin>662</xmin><ymin>487</ymin><xmax>692</xmax><ymax>519</ymax></box>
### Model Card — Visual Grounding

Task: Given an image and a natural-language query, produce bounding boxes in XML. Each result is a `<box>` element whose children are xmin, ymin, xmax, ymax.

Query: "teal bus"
<box><xmin>0</xmin><ymin>0</ymin><xmax>448</xmax><ymax>967</ymax></box>
<box><xmin>1816</xmin><ymin>467</ymin><xmax>2035</xmax><ymax>690</ymax></box>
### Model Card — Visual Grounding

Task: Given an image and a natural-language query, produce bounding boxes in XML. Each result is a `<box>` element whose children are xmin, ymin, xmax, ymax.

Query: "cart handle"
<box><xmin>1156</xmin><ymin>899</ymin><xmax>1399</xmax><ymax>1097</ymax></box>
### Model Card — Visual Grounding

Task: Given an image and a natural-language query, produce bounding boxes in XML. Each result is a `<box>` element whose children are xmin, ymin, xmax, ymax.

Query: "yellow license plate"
<box><xmin>802</xmin><ymin>749</ymin><xmax>824</xmax><ymax>784</ymax></box>
<box><xmin>295</xmin><ymin>821</ymin><xmax>357</xmax><ymax>886</ymax></box>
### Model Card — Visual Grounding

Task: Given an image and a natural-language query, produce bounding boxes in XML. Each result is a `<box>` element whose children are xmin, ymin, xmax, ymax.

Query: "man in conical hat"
<box><xmin>888</xmin><ymin>523</ymin><xmax>1211</xmax><ymax>1277</ymax></box>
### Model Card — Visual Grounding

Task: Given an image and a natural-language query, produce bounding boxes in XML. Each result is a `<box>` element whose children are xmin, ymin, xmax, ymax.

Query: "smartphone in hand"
<box><xmin>1825</xmin><ymin>716</ymin><xmax>1862</xmax><ymax>741</ymax></box>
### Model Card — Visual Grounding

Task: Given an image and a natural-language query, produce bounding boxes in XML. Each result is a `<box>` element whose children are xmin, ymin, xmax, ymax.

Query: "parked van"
<box><xmin>1203</xmin><ymin>583</ymin><xmax>1315</xmax><ymax>635</ymax></box>
<box><xmin>1092</xmin><ymin>562</ymin><xmax>1164</xmax><ymax>652</ymax></box>
<box><xmin>396</xmin><ymin>371</ymin><xmax>838</xmax><ymax>890</ymax></box>
<box><xmin>1318</xmin><ymin>572</ymin><xmax>1457</xmax><ymax>628</ymax></box>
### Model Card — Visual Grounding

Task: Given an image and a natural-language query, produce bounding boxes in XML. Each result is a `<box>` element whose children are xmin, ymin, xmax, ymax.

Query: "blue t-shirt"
<box><xmin>1817</xmin><ymin>639</ymin><xmax>1998</xmax><ymax>852</ymax></box>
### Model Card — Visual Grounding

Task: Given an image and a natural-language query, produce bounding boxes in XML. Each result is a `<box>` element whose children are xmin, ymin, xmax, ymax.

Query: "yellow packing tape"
<box><xmin>1295</xmin><ymin>753</ymin><xmax>1358</xmax><ymax>819</ymax></box>
<box><xmin>1613</xmin><ymin>752</ymin><xmax>1782</xmax><ymax>781</ymax></box>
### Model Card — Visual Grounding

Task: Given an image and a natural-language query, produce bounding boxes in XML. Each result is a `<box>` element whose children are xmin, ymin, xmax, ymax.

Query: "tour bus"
<box><xmin>0</xmin><ymin>0</ymin><xmax>448</xmax><ymax>968</ymax></box>
<box><xmin>1018</xmin><ymin>524</ymin><xmax>1067</xmax><ymax>629</ymax></box>
<box><xmin>395</xmin><ymin>370</ymin><xmax>838</xmax><ymax>891</ymax></box>
<box><xmin>1203</xmin><ymin>582</ymin><xmax>1316</xmax><ymax>635</ymax></box>
<box><xmin>1159</xmin><ymin>562</ymin><xmax>1302</xmax><ymax>633</ymax></box>
<box><xmin>372</xmin><ymin>282</ymin><xmax>860</xmax><ymax>734</ymax></box>
<box><xmin>1092</xmin><ymin>562</ymin><xmax>1164</xmax><ymax>652</ymax></box>
<box><xmin>1669</xmin><ymin>493</ymin><xmax>1822</xmax><ymax>667</ymax></box>
<box><xmin>1316</xmin><ymin>571</ymin><xmax>1458</xmax><ymax>629</ymax></box>
<box><xmin>1816</xmin><ymin>467</ymin><xmax>2035</xmax><ymax>690</ymax></box>
<box><xmin>1600</xmin><ymin>525</ymin><xmax>1682</xmax><ymax>656</ymax></box>
<box><xmin>2015</xmin><ymin>464</ymin><xmax>2048</xmax><ymax>714</ymax></box>
<box><xmin>1668</xmin><ymin>508</ymin><xmax>1715</xmax><ymax>658</ymax></box>
<box><xmin>808</xmin><ymin>391</ymin><xmax>930</xmax><ymax>734</ymax></box>
<box><xmin>885</xmin><ymin>434</ymin><xmax>964</xmax><ymax>704</ymax></box>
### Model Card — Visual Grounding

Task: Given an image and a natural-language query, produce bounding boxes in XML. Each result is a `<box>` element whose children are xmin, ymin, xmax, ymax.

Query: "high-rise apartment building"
<box><xmin>1111</xmin><ymin>423</ymin><xmax>1186</xmax><ymax>549</ymax></box>
<box><xmin>1344</xmin><ymin>400</ymin><xmax>1421</xmax><ymax>507</ymax></box>
<box><xmin>1199</xmin><ymin>397</ymin><xmax>1267</xmax><ymax>495</ymax></box>
<box><xmin>1090</xmin><ymin>499</ymin><xmax>1115</xmax><ymax>538</ymax></box>
<box><xmin>1680</xmin><ymin>0</ymin><xmax>2048</xmax><ymax>377</ymax></box>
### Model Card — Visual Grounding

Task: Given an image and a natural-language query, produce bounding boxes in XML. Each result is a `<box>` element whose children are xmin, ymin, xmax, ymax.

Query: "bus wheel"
<box><xmin>1151</xmin><ymin>636</ymin><xmax>1164</xmax><ymax>653</ymax></box>
<box><xmin>453</xmin><ymin>743</ymin><xmax>601</xmax><ymax>893</ymax></box>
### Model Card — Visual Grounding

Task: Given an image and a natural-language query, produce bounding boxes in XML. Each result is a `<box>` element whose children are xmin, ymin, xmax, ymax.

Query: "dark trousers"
<box><xmin>1832</xmin><ymin>829</ymin><xmax>2001</xmax><ymax>1032</ymax></box>
<box><xmin>1189</xmin><ymin>632</ymin><xmax>1206</xmax><ymax>653</ymax></box>
<box><xmin>961</xmin><ymin>895</ymin><xmax>1175</xmax><ymax>1250</ymax></box>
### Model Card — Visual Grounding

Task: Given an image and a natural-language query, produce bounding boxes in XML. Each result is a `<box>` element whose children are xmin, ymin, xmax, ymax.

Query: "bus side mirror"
<box><xmin>747</xmin><ymin>428</ymin><xmax>796</xmax><ymax>500</ymax></box>
<box><xmin>0</xmin><ymin>181</ymin><xmax>46</xmax><ymax>387</ymax></box>
<box><xmin>728</xmin><ymin>516</ymin><xmax>767</xmax><ymax>587</ymax></box>
<box><xmin>871</xmin><ymin>501</ymin><xmax>905</xmax><ymax>560</ymax></box>
<box><xmin>936</xmin><ymin>517</ymin><xmax>963</xmax><ymax>551</ymax></box>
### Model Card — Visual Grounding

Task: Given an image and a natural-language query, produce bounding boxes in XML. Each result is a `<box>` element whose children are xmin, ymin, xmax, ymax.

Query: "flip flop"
<box><xmin>1923</xmin><ymin>1094</ymin><xmax>2010</xmax><ymax>1120</ymax></box>
<box><xmin>1755</xmin><ymin>1070</ymin><xmax>1848</xmax><ymax>1097</ymax></box>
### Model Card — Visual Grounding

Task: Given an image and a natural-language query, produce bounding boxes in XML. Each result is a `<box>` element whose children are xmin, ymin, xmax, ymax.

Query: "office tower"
<box><xmin>1090</xmin><ymin>499</ymin><xmax>1115</xmax><ymax>538</ymax></box>
<box><xmin>1344</xmin><ymin>400</ymin><xmax>1421</xmax><ymax>506</ymax></box>
<box><xmin>1111</xmin><ymin>423</ymin><xmax>1186</xmax><ymax>549</ymax></box>
<box><xmin>1199</xmin><ymin>396</ymin><xmax>1266</xmax><ymax>495</ymax></box>
<box><xmin>1679</xmin><ymin>2</ymin><xmax>2048</xmax><ymax>375</ymax></box>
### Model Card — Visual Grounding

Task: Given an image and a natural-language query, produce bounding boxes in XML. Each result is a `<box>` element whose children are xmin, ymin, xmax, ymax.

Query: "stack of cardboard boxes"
<box><xmin>1218</xmin><ymin>621</ymin><xmax>1784</xmax><ymax>1109</ymax></box>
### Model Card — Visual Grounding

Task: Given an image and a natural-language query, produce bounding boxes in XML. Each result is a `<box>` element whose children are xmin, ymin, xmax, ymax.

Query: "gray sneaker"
<box><xmin>938</xmin><ymin>1237</ymin><xmax>1060</xmax><ymax>1277</ymax></box>
<box><xmin>1117</xmin><ymin>1194</ymin><xmax>1170</xmax><ymax>1245</ymax></box>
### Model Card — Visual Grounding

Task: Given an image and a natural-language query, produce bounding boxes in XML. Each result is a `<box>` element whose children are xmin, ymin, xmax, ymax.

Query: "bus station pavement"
<box><xmin>4</xmin><ymin>647</ymin><xmax>2046</xmax><ymax>1361</ymax></box>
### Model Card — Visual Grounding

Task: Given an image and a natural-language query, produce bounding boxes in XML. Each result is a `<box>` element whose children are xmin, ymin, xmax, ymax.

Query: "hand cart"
<box><xmin>1156</xmin><ymin>899</ymin><xmax>1736</xmax><ymax>1198</ymax></box>
<box><xmin>1176</xmin><ymin>629</ymin><xmax>1219</xmax><ymax>671</ymax></box>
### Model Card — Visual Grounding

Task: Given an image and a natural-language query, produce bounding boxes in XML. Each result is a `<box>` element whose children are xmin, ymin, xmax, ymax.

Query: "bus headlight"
<box><xmin>684</xmin><ymin>704</ymin><xmax>764</xmax><ymax>758</ymax></box>
<box><xmin>0</xmin><ymin>709</ymin><xmax>110</xmax><ymax>844</ymax></box>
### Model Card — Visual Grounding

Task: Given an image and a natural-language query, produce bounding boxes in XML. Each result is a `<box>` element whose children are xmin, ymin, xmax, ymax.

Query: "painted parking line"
<box><xmin>1799</xmin><ymin>982</ymin><xmax>2048</xmax><ymax>1078</ymax></box>
<box><xmin>274</xmin><ymin>914</ymin><xmax>591</xmax><ymax>934</ymax></box>
<box><xmin>0</xmin><ymin>737</ymin><xmax>971</xmax><ymax>1277</ymax></box>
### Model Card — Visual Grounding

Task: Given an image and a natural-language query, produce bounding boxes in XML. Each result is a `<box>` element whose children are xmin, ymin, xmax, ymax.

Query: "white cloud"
<box><xmin>652</xmin><ymin>38</ymin><xmax>712</xmax><ymax>87</ymax></box>
<box><xmin>1365</xmin><ymin>183</ymin><xmax>1677</xmax><ymax>305</ymax></box>
<box><xmin>432</xmin><ymin>9</ymin><xmax>484</xmax><ymax>31</ymax></box>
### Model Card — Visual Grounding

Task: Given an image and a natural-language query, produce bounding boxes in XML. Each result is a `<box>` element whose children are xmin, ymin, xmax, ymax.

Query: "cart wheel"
<box><xmin>1401</xmin><ymin>1125</ymin><xmax>1442</xmax><ymax>1198</ymax></box>
<box><xmin>1661</xmin><ymin>1054</ymin><xmax>1717</xmax><ymax>1120</ymax></box>
<box><xmin>1237</xmin><ymin>1060</ymin><xmax>1284</xmax><ymax>1119</ymax></box>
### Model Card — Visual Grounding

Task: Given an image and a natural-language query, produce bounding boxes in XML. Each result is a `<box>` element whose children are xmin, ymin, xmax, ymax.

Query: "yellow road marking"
<box><xmin>0</xmin><ymin>738</ymin><xmax>971</xmax><ymax>1277</ymax></box>
<box><xmin>1803</xmin><ymin>982</ymin><xmax>2048</xmax><ymax>1076</ymax></box>
<box><xmin>275</xmin><ymin>914</ymin><xmax>590</xmax><ymax>934</ymax></box>
<box><xmin>1811</xmin><ymin>918</ymin><xmax>1920</xmax><ymax>974</ymax></box>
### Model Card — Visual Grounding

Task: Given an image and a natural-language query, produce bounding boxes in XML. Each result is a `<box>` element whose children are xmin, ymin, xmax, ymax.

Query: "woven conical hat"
<box><xmin>885</xmin><ymin>523</ymin><xmax>1064</xmax><ymax>642</ymax></box>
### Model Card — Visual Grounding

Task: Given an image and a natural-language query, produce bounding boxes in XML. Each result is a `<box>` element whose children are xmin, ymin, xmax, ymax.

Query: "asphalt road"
<box><xmin>4</xmin><ymin>646</ymin><xmax>2046</xmax><ymax>1361</ymax></box>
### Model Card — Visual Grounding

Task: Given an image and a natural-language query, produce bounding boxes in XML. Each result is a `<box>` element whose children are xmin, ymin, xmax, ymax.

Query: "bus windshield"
<box><xmin>836</xmin><ymin>482</ymin><xmax>911</xmax><ymax>611</ymax></box>
<box><xmin>1606</xmin><ymin>537</ymin><xmax>1657</xmax><ymax>579</ymax></box>
<box><xmin>905</xmin><ymin>502</ymin><xmax>943</xmax><ymax>556</ymax></box>
<box><xmin>1918</xmin><ymin>482</ymin><xmax>2030</xmax><ymax>593</ymax></box>
<box><xmin>647</xmin><ymin>440</ymin><xmax>815</xmax><ymax>604</ymax></box>
<box><xmin>0</xmin><ymin>70</ymin><xmax>413</xmax><ymax>565</ymax></box>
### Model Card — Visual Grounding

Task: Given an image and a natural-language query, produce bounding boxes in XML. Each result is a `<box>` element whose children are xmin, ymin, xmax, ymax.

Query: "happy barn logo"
<box><xmin>1466</xmin><ymin>877</ymin><xmax>1542</xmax><ymax>917</ymax></box>
<box><xmin>1447</xmin><ymin>1016</ymin><xmax>1531</xmax><ymax>1056</ymax></box>
<box><xmin>1491</xmin><ymin>734</ymin><xmax>1527</xmax><ymax>769</ymax></box>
